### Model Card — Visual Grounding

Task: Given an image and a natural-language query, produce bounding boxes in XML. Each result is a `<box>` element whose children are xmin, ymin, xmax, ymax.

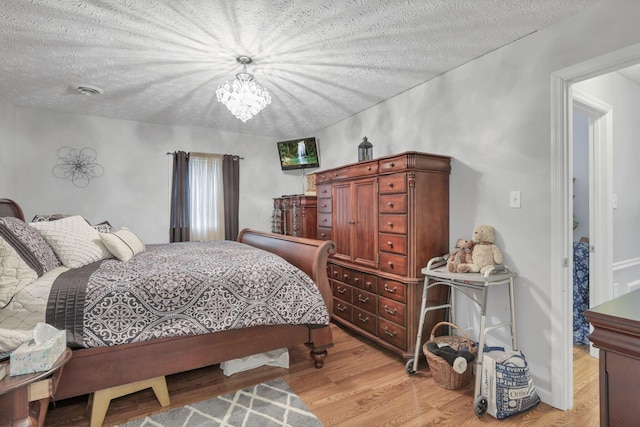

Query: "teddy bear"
<box><xmin>446</xmin><ymin>238</ymin><xmax>474</xmax><ymax>272</ymax></box>
<box><xmin>456</xmin><ymin>224</ymin><xmax>503</xmax><ymax>274</ymax></box>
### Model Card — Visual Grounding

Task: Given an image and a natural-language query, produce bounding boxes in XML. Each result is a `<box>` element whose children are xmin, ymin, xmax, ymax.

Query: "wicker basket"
<box><xmin>423</xmin><ymin>321</ymin><xmax>477</xmax><ymax>390</ymax></box>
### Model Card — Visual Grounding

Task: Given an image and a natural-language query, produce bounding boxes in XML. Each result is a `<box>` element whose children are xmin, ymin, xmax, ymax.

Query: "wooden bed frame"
<box><xmin>0</xmin><ymin>198</ymin><xmax>335</xmax><ymax>400</ymax></box>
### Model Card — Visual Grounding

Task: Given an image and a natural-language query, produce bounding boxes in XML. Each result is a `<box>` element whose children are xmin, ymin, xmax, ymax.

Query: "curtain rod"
<box><xmin>166</xmin><ymin>152</ymin><xmax>244</xmax><ymax>160</ymax></box>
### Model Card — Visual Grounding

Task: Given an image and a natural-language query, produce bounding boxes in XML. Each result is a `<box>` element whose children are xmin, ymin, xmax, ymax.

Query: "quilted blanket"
<box><xmin>46</xmin><ymin>240</ymin><xmax>329</xmax><ymax>348</ymax></box>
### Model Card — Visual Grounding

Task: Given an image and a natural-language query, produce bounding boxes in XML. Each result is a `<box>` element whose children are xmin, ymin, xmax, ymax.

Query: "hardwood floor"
<box><xmin>45</xmin><ymin>323</ymin><xmax>599</xmax><ymax>426</ymax></box>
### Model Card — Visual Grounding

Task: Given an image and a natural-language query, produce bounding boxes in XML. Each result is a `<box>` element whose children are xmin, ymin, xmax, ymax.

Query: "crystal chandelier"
<box><xmin>216</xmin><ymin>56</ymin><xmax>271</xmax><ymax>122</ymax></box>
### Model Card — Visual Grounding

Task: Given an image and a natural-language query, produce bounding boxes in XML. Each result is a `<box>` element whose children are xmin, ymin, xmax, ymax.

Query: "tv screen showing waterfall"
<box><xmin>277</xmin><ymin>137</ymin><xmax>320</xmax><ymax>170</ymax></box>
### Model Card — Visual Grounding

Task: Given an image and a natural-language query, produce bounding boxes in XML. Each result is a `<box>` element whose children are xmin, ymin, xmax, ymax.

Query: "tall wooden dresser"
<box><xmin>271</xmin><ymin>194</ymin><xmax>317</xmax><ymax>238</ymax></box>
<box><xmin>315</xmin><ymin>151</ymin><xmax>450</xmax><ymax>358</ymax></box>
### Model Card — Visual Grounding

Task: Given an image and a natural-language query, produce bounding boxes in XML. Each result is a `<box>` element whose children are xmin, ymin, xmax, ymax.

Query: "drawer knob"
<box><xmin>343</xmin><ymin>273</ymin><xmax>349</xmax><ymax>280</ymax></box>
<box><xmin>358</xmin><ymin>295</ymin><xmax>369</xmax><ymax>303</ymax></box>
<box><xmin>386</xmin><ymin>241</ymin><xmax>393</xmax><ymax>247</ymax></box>
<box><xmin>384</xmin><ymin>305</ymin><xmax>398</xmax><ymax>315</ymax></box>
<box><xmin>390</xmin><ymin>162</ymin><xmax>395</xmax><ymax>167</ymax></box>
<box><xmin>358</xmin><ymin>313</ymin><xmax>369</xmax><ymax>323</ymax></box>
<box><xmin>337</xmin><ymin>286</ymin><xmax>346</xmax><ymax>294</ymax></box>
<box><xmin>388</xmin><ymin>261</ymin><xmax>394</xmax><ymax>268</ymax></box>
<box><xmin>387</xmin><ymin>182</ymin><xmax>393</xmax><ymax>188</ymax></box>
<box><xmin>354</xmin><ymin>277</ymin><xmax>360</xmax><ymax>284</ymax></box>
<box><xmin>320</xmin><ymin>233</ymin><xmax>326</xmax><ymax>238</ymax></box>
<box><xmin>349</xmin><ymin>220</ymin><xmax>356</xmax><ymax>224</ymax></box>
<box><xmin>387</xmin><ymin>202</ymin><xmax>393</xmax><ymax>207</ymax></box>
<box><xmin>336</xmin><ymin>304</ymin><xmax>347</xmax><ymax>312</ymax></box>
<box><xmin>384</xmin><ymin>283</ymin><xmax>398</xmax><ymax>294</ymax></box>
<box><xmin>367</xmin><ymin>166</ymin><xmax>371</xmax><ymax>171</ymax></box>
<box><xmin>384</xmin><ymin>326</ymin><xmax>398</xmax><ymax>337</ymax></box>
<box><xmin>322</xmin><ymin>218</ymin><xmax>328</xmax><ymax>222</ymax></box>
<box><xmin>387</xmin><ymin>222</ymin><xmax>393</xmax><ymax>227</ymax></box>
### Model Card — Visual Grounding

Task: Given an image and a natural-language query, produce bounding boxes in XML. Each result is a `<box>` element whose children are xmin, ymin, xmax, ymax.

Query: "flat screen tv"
<box><xmin>277</xmin><ymin>137</ymin><xmax>319</xmax><ymax>170</ymax></box>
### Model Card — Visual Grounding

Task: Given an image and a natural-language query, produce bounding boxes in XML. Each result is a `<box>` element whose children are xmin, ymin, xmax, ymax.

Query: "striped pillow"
<box><xmin>100</xmin><ymin>227</ymin><xmax>145</xmax><ymax>261</ymax></box>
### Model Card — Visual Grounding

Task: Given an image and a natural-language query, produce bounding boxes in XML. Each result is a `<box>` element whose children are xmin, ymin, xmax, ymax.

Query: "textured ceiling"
<box><xmin>0</xmin><ymin>0</ymin><xmax>602</xmax><ymax>138</ymax></box>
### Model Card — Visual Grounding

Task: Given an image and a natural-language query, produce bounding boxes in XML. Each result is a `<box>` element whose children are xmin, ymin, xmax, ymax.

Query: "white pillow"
<box><xmin>30</xmin><ymin>215</ymin><xmax>112</xmax><ymax>268</ymax></box>
<box><xmin>100</xmin><ymin>227</ymin><xmax>145</xmax><ymax>261</ymax></box>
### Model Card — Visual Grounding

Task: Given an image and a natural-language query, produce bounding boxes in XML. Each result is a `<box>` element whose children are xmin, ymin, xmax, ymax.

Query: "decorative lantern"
<box><xmin>358</xmin><ymin>136</ymin><xmax>373</xmax><ymax>162</ymax></box>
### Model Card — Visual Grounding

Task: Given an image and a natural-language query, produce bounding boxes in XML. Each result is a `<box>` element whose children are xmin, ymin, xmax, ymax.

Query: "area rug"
<box><xmin>116</xmin><ymin>378</ymin><xmax>323</xmax><ymax>427</ymax></box>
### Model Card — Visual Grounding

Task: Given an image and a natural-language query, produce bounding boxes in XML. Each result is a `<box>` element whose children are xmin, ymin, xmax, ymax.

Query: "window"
<box><xmin>188</xmin><ymin>153</ymin><xmax>225</xmax><ymax>241</ymax></box>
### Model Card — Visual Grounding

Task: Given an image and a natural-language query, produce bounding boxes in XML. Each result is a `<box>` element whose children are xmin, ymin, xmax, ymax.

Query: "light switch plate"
<box><xmin>510</xmin><ymin>191</ymin><xmax>521</xmax><ymax>208</ymax></box>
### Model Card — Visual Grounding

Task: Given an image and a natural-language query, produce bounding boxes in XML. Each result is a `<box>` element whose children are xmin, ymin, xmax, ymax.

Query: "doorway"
<box><xmin>571</xmin><ymin>90</ymin><xmax>613</xmax><ymax>358</ymax></box>
<box><xmin>550</xmin><ymin>41</ymin><xmax>640</xmax><ymax>410</ymax></box>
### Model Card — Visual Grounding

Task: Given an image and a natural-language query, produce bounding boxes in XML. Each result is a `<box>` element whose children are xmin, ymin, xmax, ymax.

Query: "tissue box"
<box><xmin>10</xmin><ymin>330</ymin><xmax>66</xmax><ymax>376</ymax></box>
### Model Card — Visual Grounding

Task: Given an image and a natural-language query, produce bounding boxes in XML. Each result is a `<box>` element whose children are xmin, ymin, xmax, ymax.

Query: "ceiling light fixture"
<box><xmin>216</xmin><ymin>56</ymin><xmax>271</xmax><ymax>122</ymax></box>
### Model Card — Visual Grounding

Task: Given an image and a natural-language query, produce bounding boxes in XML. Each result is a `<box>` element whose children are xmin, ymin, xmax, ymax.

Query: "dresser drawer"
<box><xmin>379</xmin><ymin>194</ymin><xmax>407</xmax><ymax>213</ymax></box>
<box><xmin>379</xmin><ymin>278</ymin><xmax>406</xmax><ymax>303</ymax></box>
<box><xmin>362</xmin><ymin>273</ymin><xmax>378</xmax><ymax>293</ymax></box>
<box><xmin>378</xmin><ymin>173</ymin><xmax>407</xmax><ymax>194</ymax></box>
<box><xmin>379</xmin><ymin>155</ymin><xmax>409</xmax><ymax>173</ymax></box>
<box><xmin>353</xmin><ymin>307</ymin><xmax>377</xmax><ymax>335</ymax></box>
<box><xmin>379</xmin><ymin>318</ymin><xmax>406</xmax><ymax>350</ymax></box>
<box><xmin>351</xmin><ymin>271</ymin><xmax>364</xmax><ymax>289</ymax></box>
<box><xmin>317</xmin><ymin>212</ymin><xmax>332</xmax><ymax>228</ymax></box>
<box><xmin>378</xmin><ymin>296</ymin><xmax>406</xmax><ymax>324</ymax></box>
<box><xmin>316</xmin><ymin>162</ymin><xmax>378</xmax><ymax>182</ymax></box>
<box><xmin>333</xmin><ymin>298</ymin><xmax>352</xmax><ymax>322</ymax></box>
<box><xmin>379</xmin><ymin>252</ymin><xmax>407</xmax><ymax>275</ymax></box>
<box><xmin>333</xmin><ymin>282</ymin><xmax>352</xmax><ymax>302</ymax></box>
<box><xmin>379</xmin><ymin>214</ymin><xmax>407</xmax><ymax>234</ymax></box>
<box><xmin>317</xmin><ymin>197</ymin><xmax>332</xmax><ymax>213</ymax></box>
<box><xmin>339</xmin><ymin>267</ymin><xmax>353</xmax><ymax>285</ymax></box>
<box><xmin>317</xmin><ymin>227</ymin><xmax>332</xmax><ymax>241</ymax></box>
<box><xmin>354</xmin><ymin>288</ymin><xmax>377</xmax><ymax>313</ymax></box>
<box><xmin>379</xmin><ymin>233</ymin><xmax>407</xmax><ymax>255</ymax></box>
<box><xmin>330</xmin><ymin>264</ymin><xmax>342</xmax><ymax>281</ymax></box>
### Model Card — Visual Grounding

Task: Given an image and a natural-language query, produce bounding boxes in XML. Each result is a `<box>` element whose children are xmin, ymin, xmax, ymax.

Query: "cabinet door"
<box><xmin>352</xmin><ymin>177</ymin><xmax>378</xmax><ymax>268</ymax></box>
<box><xmin>333</xmin><ymin>178</ymin><xmax>378</xmax><ymax>267</ymax></box>
<box><xmin>333</xmin><ymin>182</ymin><xmax>353</xmax><ymax>262</ymax></box>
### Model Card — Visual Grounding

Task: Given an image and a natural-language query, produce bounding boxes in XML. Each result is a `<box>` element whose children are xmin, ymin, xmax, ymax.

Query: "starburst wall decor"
<box><xmin>52</xmin><ymin>146</ymin><xmax>104</xmax><ymax>188</ymax></box>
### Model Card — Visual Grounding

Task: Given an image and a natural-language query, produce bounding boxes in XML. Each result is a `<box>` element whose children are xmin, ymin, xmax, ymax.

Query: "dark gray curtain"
<box><xmin>223</xmin><ymin>154</ymin><xmax>240</xmax><ymax>240</ymax></box>
<box><xmin>170</xmin><ymin>151</ymin><xmax>190</xmax><ymax>242</ymax></box>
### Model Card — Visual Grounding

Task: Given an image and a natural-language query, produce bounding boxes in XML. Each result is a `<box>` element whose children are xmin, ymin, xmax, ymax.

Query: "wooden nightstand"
<box><xmin>0</xmin><ymin>348</ymin><xmax>72</xmax><ymax>427</ymax></box>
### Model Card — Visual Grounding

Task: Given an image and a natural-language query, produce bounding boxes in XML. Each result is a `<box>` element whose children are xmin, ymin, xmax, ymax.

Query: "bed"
<box><xmin>0</xmin><ymin>198</ymin><xmax>335</xmax><ymax>401</ymax></box>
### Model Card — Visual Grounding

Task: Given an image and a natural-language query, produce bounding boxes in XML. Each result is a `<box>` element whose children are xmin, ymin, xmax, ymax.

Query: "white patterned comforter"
<box><xmin>47</xmin><ymin>240</ymin><xmax>329</xmax><ymax>348</ymax></box>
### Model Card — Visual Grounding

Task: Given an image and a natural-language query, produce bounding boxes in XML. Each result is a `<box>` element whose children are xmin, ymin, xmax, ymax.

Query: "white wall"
<box><xmin>314</xmin><ymin>0</ymin><xmax>640</xmax><ymax>407</ymax></box>
<box><xmin>0</xmin><ymin>95</ymin><xmax>17</xmax><ymax>197</ymax></box>
<box><xmin>572</xmin><ymin>110</ymin><xmax>589</xmax><ymax>243</ymax></box>
<box><xmin>12</xmin><ymin>107</ymin><xmax>308</xmax><ymax>243</ymax></box>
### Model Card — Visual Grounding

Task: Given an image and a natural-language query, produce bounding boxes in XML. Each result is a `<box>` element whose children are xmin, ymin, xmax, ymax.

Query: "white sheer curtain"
<box><xmin>188</xmin><ymin>153</ymin><xmax>225</xmax><ymax>241</ymax></box>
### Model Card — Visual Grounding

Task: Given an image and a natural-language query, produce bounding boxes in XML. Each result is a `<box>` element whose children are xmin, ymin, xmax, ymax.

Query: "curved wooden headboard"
<box><xmin>0</xmin><ymin>198</ymin><xmax>24</xmax><ymax>221</ymax></box>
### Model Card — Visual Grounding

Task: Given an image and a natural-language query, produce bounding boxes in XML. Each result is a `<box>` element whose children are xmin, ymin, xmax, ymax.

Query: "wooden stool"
<box><xmin>89</xmin><ymin>376</ymin><xmax>170</xmax><ymax>427</ymax></box>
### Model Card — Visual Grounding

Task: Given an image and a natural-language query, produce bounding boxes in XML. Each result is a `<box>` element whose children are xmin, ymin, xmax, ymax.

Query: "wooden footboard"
<box><xmin>238</xmin><ymin>228</ymin><xmax>335</xmax><ymax>314</ymax></box>
<box><xmin>52</xmin><ymin>229</ymin><xmax>335</xmax><ymax>400</ymax></box>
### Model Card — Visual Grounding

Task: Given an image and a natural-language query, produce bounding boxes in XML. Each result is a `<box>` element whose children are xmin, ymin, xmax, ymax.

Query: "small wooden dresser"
<box><xmin>315</xmin><ymin>151</ymin><xmax>450</xmax><ymax>358</ymax></box>
<box><xmin>585</xmin><ymin>289</ymin><xmax>640</xmax><ymax>426</ymax></box>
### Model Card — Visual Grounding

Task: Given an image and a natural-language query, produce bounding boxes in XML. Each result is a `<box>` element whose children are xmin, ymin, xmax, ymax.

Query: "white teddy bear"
<box><xmin>456</xmin><ymin>224</ymin><xmax>503</xmax><ymax>274</ymax></box>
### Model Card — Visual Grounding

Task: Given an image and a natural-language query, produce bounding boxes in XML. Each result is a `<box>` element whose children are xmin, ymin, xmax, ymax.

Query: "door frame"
<box><xmin>572</xmin><ymin>89</ymin><xmax>613</xmax><ymax>358</ymax></box>
<box><xmin>550</xmin><ymin>42</ymin><xmax>640</xmax><ymax>410</ymax></box>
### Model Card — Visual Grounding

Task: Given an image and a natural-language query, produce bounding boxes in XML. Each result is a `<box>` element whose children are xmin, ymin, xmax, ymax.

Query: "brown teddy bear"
<box><xmin>457</xmin><ymin>225</ymin><xmax>503</xmax><ymax>274</ymax></box>
<box><xmin>446</xmin><ymin>238</ymin><xmax>474</xmax><ymax>272</ymax></box>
